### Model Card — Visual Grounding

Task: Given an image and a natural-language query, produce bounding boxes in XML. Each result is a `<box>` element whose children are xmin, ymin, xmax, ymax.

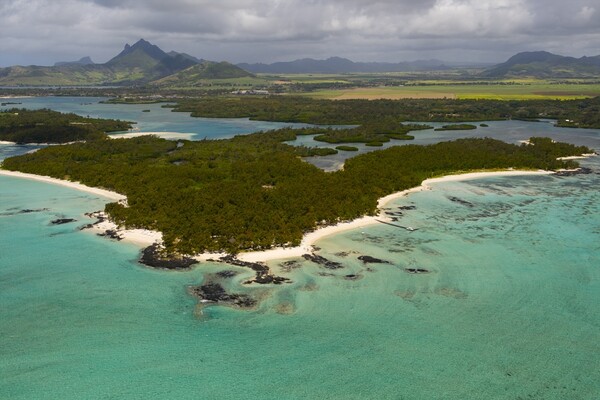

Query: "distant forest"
<box><xmin>170</xmin><ymin>96</ymin><xmax>600</xmax><ymax>129</ymax></box>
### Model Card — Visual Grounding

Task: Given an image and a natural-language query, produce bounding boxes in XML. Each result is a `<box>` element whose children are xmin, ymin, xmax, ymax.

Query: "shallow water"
<box><xmin>1</xmin><ymin>96</ymin><xmax>312</xmax><ymax>140</ymax></box>
<box><xmin>1</xmin><ymin>98</ymin><xmax>599</xmax><ymax>399</ymax></box>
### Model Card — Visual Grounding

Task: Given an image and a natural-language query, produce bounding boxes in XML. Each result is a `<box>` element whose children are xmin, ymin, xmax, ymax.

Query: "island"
<box><xmin>2</xmin><ymin>130</ymin><xmax>591</xmax><ymax>260</ymax></box>
<box><xmin>0</xmin><ymin>109</ymin><xmax>132</xmax><ymax>144</ymax></box>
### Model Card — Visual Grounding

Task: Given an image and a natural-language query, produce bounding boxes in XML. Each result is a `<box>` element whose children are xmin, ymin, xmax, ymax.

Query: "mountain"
<box><xmin>483</xmin><ymin>51</ymin><xmax>600</xmax><ymax>78</ymax></box>
<box><xmin>168</xmin><ymin>51</ymin><xmax>204</xmax><ymax>64</ymax></box>
<box><xmin>237</xmin><ymin>57</ymin><xmax>449</xmax><ymax>73</ymax></box>
<box><xmin>54</xmin><ymin>56</ymin><xmax>95</xmax><ymax>67</ymax></box>
<box><xmin>0</xmin><ymin>39</ymin><xmax>248</xmax><ymax>86</ymax></box>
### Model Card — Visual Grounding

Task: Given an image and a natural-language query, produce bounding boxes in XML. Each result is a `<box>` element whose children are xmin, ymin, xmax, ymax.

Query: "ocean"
<box><xmin>1</xmin><ymin>98</ymin><xmax>598</xmax><ymax>399</ymax></box>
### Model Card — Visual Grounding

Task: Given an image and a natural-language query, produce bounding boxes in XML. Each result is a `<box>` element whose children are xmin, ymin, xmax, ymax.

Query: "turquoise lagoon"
<box><xmin>0</xmin><ymin>98</ymin><xmax>599</xmax><ymax>399</ymax></box>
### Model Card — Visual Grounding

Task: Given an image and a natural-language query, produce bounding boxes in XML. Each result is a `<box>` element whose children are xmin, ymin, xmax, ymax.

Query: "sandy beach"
<box><xmin>0</xmin><ymin>167</ymin><xmax>558</xmax><ymax>262</ymax></box>
<box><xmin>109</xmin><ymin>131</ymin><xmax>195</xmax><ymax>140</ymax></box>
<box><xmin>0</xmin><ymin>140</ymin><xmax>16</xmax><ymax>145</ymax></box>
<box><xmin>236</xmin><ymin>169</ymin><xmax>553</xmax><ymax>262</ymax></box>
<box><xmin>557</xmin><ymin>153</ymin><xmax>597</xmax><ymax>160</ymax></box>
<box><xmin>0</xmin><ymin>169</ymin><xmax>126</xmax><ymax>201</ymax></box>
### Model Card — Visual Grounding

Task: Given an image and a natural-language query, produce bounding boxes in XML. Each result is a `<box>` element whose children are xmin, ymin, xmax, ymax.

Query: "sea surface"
<box><xmin>1</xmin><ymin>98</ymin><xmax>599</xmax><ymax>399</ymax></box>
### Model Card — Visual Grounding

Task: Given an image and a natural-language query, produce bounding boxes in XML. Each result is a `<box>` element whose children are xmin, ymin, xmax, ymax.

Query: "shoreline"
<box><xmin>235</xmin><ymin>169</ymin><xmax>553</xmax><ymax>262</ymax></box>
<box><xmin>0</xmin><ymin>167</ymin><xmax>583</xmax><ymax>263</ymax></box>
<box><xmin>108</xmin><ymin>131</ymin><xmax>195</xmax><ymax>140</ymax></box>
<box><xmin>0</xmin><ymin>169</ymin><xmax>126</xmax><ymax>201</ymax></box>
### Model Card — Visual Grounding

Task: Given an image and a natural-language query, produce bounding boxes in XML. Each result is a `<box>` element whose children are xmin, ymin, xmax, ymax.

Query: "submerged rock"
<box><xmin>19</xmin><ymin>208</ymin><xmax>49</xmax><ymax>214</ymax></box>
<box><xmin>404</xmin><ymin>268</ymin><xmax>431</xmax><ymax>274</ymax></box>
<box><xmin>189</xmin><ymin>282</ymin><xmax>256</xmax><ymax>308</ymax></box>
<box><xmin>554</xmin><ymin>167</ymin><xmax>593</xmax><ymax>177</ymax></box>
<box><xmin>447</xmin><ymin>196</ymin><xmax>474</xmax><ymax>207</ymax></box>
<box><xmin>357</xmin><ymin>255</ymin><xmax>391</xmax><ymax>264</ymax></box>
<box><xmin>344</xmin><ymin>274</ymin><xmax>363</xmax><ymax>280</ymax></box>
<box><xmin>139</xmin><ymin>243</ymin><xmax>197</xmax><ymax>270</ymax></box>
<box><xmin>50</xmin><ymin>218</ymin><xmax>77</xmax><ymax>225</ymax></box>
<box><xmin>302</xmin><ymin>253</ymin><xmax>344</xmax><ymax>269</ymax></box>
<box><xmin>219</xmin><ymin>255</ymin><xmax>291</xmax><ymax>285</ymax></box>
<box><xmin>216</xmin><ymin>270</ymin><xmax>238</xmax><ymax>278</ymax></box>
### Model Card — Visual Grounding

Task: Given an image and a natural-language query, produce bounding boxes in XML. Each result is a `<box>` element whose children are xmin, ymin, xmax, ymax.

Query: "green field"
<box><xmin>302</xmin><ymin>81</ymin><xmax>600</xmax><ymax>100</ymax></box>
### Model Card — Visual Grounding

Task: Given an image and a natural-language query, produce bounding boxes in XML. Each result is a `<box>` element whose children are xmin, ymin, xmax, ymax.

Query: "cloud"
<box><xmin>1</xmin><ymin>0</ymin><xmax>599</xmax><ymax>66</ymax></box>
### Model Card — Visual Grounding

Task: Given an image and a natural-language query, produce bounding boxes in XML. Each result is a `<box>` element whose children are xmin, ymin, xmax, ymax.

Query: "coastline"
<box><xmin>0</xmin><ymin>169</ymin><xmax>162</xmax><ymax>247</ymax></box>
<box><xmin>108</xmin><ymin>131</ymin><xmax>195</xmax><ymax>140</ymax></box>
<box><xmin>0</xmin><ymin>169</ymin><xmax>126</xmax><ymax>201</ymax></box>
<box><xmin>0</xmin><ymin>167</ymin><xmax>577</xmax><ymax>263</ymax></box>
<box><xmin>235</xmin><ymin>169</ymin><xmax>553</xmax><ymax>262</ymax></box>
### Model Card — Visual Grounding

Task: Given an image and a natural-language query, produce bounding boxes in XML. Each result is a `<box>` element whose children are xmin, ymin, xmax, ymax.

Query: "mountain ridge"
<box><xmin>238</xmin><ymin>57</ymin><xmax>450</xmax><ymax>74</ymax></box>
<box><xmin>0</xmin><ymin>39</ymin><xmax>250</xmax><ymax>86</ymax></box>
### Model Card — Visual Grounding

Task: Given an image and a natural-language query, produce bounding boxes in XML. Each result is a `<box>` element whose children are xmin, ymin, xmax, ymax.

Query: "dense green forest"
<box><xmin>3</xmin><ymin>130</ymin><xmax>589</xmax><ymax>255</ymax></box>
<box><xmin>0</xmin><ymin>109</ymin><xmax>131</xmax><ymax>144</ymax></box>
<box><xmin>170</xmin><ymin>96</ymin><xmax>600</xmax><ymax>128</ymax></box>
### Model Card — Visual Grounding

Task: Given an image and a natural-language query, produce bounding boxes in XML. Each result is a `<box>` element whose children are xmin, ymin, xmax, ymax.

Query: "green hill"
<box><xmin>483</xmin><ymin>51</ymin><xmax>600</xmax><ymax>78</ymax></box>
<box><xmin>152</xmin><ymin>61</ymin><xmax>255</xmax><ymax>87</ymax></box>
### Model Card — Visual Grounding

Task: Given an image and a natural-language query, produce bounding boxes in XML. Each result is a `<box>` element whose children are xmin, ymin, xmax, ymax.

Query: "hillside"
<box><xmin>238</xmin><ymin>57</ymin><xmax>448</xmax><ymax>74</ymax></box>
<box><xmin>483</xmin><ymin>51</ymin><xmax>600</xmax><ymax>78</ymax></box>
<box><xmin>152</xmin><ymin>61</ymin><xmax>254</xmax><ymax>87</ymax></box>
<box><xmin>0</xmin><ymin>39</ymin><xmax>248</xmax><ymax>86</ymax></box>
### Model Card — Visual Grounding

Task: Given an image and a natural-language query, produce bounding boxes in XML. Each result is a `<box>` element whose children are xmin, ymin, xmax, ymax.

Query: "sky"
<box><xmin>1</xmin><ymin>0</ymin><xmax>599</xmax><ymax>67</ymax></box>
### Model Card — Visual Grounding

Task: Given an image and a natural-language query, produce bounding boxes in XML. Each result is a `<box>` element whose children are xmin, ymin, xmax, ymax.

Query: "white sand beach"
<box><xmin>109</xmin><ymin>131</ymin><xmax>195</xmax><ymax>140</ymax></box>
<box><xmin>0</xmin><ymin>170</ymin><xmax>126</xmax><ymax>201</ymax></box>
<box><xmin>557</xmin><ymin>153</ymin><xmax>597</xmax><ymax>160</ymax></box>
<box><xmin>0</xmin><ymin>140</ymin><xmax>16</xmax><ymax>145</ymax></box>
<box><xmin>236</xmin><ymin>169</ymin><xmax>553</xmax><ymax>262</ymax></box>
<box><xmin>0</xmin><ymin>168</ymin><xmax>558</xmax><ymax>262</ymax></box>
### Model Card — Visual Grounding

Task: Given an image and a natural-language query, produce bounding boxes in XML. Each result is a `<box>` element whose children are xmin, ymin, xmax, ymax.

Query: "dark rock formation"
<box><xmin>279</xmin><ymin>260</ymin><xmax>302</xmax><ymax>272</ymax></box>
<box><xmin>447</xmin><ymin>196</ymin><xmax>474</xmax><ymax>207</ymax></box>
<box><xmin>358</xmin><ymin>255</ymin><xmax>391</xmax><ymax>264</ymax></box>
<box><xmin>219</xmin><ymin>255</ymin><xmax>290</xmax><ymax>284</ymax></box>
<box><xmin>344</xmin><ymin>274</ymin><xmax>363</xmax><ymax>280</ymax></box>
<box><xmin>216</xmin><ymin>270</ymin><xmax>238</xmax><ymax>278</ymax></box>
<box><xmin>554</xmin><ymin>167</ymin><xmax>593</xmax><ymax>176</ymax></box>
<box><xmin>189</xmin><ymin>282</ymin><xmax>256</xmax><ymax>308</ymax></box>
<box><xmin>139</xmin><ymin>243</ymin><xmax>197</xmax><ymax>270</ymax></box>
<box><xmin>302</xmin><ymin>253</ymin><xmax>344</xmax><ymax>269</ymax></box>
<box><xmin>397</xmin><ymin>205</ymin><xmax>416</xmax><ymax>211</ymax></box>
<box><xmin>19</xmin><ymin>208</ymin><xmax>49</xmax><ymax>214</ymax></box>
<box><xmin>405</xmin><ymin>268</ymin><xmax>431</xmax><ymax>274</ymax></box>
<box><xmin>50</xmin><ymin>218</ymin><xmax>77</xmax><ymax>225</ymax></box>
<box><xmin>97</xmin><ymin>229</ymin><xmax>122</xmax><ymax>241</ymax></box>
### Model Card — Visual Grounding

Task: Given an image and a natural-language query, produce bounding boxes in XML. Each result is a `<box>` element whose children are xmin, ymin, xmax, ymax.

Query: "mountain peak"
<box><xmin>107</xmin><ymin>39</ymin><xmax>169</xmax><ymax>66</ymax></box>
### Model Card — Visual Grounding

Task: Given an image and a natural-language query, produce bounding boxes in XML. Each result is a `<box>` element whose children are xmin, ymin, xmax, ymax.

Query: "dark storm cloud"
<box><xmin>1</xmin><ymin>0</ymin><xmax>599</xmax><ymax>66</ymax></box>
